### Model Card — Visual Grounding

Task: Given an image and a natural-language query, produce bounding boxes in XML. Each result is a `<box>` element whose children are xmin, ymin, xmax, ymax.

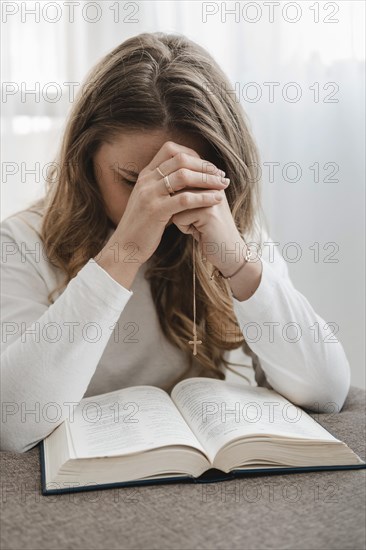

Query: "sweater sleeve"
<box><xmin>0</xmin><ymin>217</ymin><xmax>134</xmax><ymax>453</ymax></box>
<box><xmin>230</xmin><ymin>235</ymin><xmax>351</xmax><ymax>413</ymax></box>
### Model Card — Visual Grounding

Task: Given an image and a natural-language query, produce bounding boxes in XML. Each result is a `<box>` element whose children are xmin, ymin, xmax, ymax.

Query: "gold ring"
<box><xmin>156</xmin><ymin>166</ymin><xmax>175</xmax><ymax>196</ymax></box>
<box><xmin>156</xmin><ymin>166</ymin><xmax>165</xmax><ymax>178</ymax></box>
<box><xmin>163</xmin><ymin>175</ymin><xmax>175</xmax><ymax>196</ymax></box>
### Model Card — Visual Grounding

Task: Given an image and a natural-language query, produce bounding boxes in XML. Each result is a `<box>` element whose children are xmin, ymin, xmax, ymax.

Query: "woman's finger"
<box><xmin>158</xmin><ymin>151</ymin><xmax>225</xmax><ymax>181</ymax></box>
<box><xmin>166</xmin><ymin>168</ymin><xmax>230</xmax><ymax>194</ymax></box>
<box><xmin>168</xmin><ymin>189</ymin><xmax>223</xmax><ymax>216</ymax></box>
<box><xmin>145</xmin><ymin>140</ymin><xmax>201</xmax><ymax>175</ymax></box>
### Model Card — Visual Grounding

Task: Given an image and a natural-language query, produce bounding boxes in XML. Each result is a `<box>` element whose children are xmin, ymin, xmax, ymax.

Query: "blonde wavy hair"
<box><xmin>27</xmin><ymin>31</ymin><xmax>269</xmax><ymax>389</ymax></box>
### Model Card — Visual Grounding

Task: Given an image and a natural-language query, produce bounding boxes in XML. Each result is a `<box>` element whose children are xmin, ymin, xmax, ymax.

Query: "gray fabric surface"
<box><xmin>1</xmin><ymin>386</ymin><xmax>365</xmax><ymax>550</ymax></box>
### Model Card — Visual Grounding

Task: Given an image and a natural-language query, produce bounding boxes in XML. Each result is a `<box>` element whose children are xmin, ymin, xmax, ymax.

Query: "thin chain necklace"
<box><xmin>188</xmin><ymin>234</ymin><xmax>202</xmax><ymax>355</ymax></box>
<box><xmin>186</xmin><ymin>231</ymin><xmax>255</xmax><ymax>385</ymax></box>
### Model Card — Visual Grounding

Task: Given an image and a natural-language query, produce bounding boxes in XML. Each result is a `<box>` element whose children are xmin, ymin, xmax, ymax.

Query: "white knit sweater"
<box><xmin>0</xmin><ymin>209</ymin><xmax>350</xmax><ymax>452</ymax></box>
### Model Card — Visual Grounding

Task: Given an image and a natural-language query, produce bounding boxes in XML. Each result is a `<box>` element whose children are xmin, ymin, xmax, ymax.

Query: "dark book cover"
<box><xmin>39</xmin><ymin>440</ymin><xmax>366</xmax><ymax>496</ymax></box>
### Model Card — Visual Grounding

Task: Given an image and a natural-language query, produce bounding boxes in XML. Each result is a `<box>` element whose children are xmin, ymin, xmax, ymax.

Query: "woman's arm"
<box><xmin>230</xmin><ymin>234</ymin><xmax>351</xmax><ymax>412</ymax></box>
<box><xmin>0</xmin><ymin>216</ymin><xmax>136</xmax><ymax>453</ymax></box>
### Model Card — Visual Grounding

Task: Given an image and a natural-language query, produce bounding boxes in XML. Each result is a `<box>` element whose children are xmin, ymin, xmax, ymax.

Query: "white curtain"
<box><xmin>2</xmin><ymin>0</ymin><xmax>365</xmax><ymax>387</ymax></box>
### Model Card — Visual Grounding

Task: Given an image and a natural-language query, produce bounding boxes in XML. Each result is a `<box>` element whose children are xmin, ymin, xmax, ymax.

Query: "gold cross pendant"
<box><xmin>188</xmin><ymin>334</ymin><xmax>202</xmax><ymax>356</ymax></box>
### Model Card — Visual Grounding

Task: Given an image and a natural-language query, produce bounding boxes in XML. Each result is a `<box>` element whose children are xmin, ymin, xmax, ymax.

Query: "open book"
<box><xmin>40</xmin><ymin>378</ymin><xmax>365</xmax><ymax>494</ymax></box>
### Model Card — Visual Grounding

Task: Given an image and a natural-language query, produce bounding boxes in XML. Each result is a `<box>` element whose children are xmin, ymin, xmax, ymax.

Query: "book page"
<box><xmin>171</xmin><ymin>378</ymin><xmax>338</xmax><ymax>463</ymax></box>
<box><xmin>68</xmin><ymin>385</ymin><xmax>207</xmax><ymax>458</ymax></box>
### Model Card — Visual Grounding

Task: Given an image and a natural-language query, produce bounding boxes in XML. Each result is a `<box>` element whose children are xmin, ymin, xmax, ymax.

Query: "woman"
<box><xmin>1</xmin><ymin>32</ymin><xmax>350</xmax><ymax>453</ymax></box>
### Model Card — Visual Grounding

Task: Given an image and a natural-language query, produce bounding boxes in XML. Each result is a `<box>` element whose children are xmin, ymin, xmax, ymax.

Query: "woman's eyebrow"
<box><xmin>109</xmin><ymin>164</ymin><xmax>139</xmax><ymax>177</ymax></box>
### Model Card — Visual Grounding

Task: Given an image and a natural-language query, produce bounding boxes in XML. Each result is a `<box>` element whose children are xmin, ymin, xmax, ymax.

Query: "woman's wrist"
<box><xmin>215</xmin><ymin>247</ymin><xmax>251</xmax><ymax>279</ymax></box>
<box><xmin>228</xmin><ymin>257</ymin><xmax>263</xmax><ymax>301</ymax></box>
<box><xmin>213</xmin><ymin>236</ymin><xmax>249</xmax><ymax>278</ymax></box>
<box><xmin>211</xmin><ymin>237</ymin><xmax>263</xmax><ymax>301</ymax></box>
